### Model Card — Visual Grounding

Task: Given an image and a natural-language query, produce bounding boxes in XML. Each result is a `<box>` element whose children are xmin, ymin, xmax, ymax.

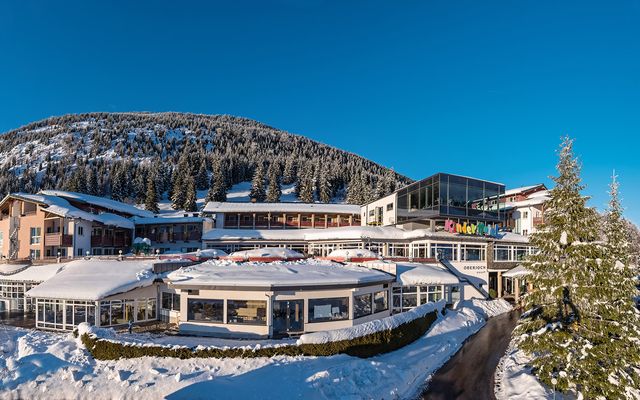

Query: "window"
<box><xmin>424</xmin><ymin>285</ymin><xmax>443</xmax><ymax>302</ymax></box>
<box><xmin>374</xmin><ymin>291</ymin><xmax>388</xmax><ymax>313</ymax></box>
<box><xmin>137</xmin><ymin>300</ymin><xmax>147</xmax><ymax>321</ymax></box>
<box><xmin>77</xmin><ymin>226</ymin><xmax>84</xmax><ymax>236</ymax></box>
<box><xmin>461</xmin><ymin>245</ymin><xmax>485</xmax><ymax>261</ymax></box>
<box><xmin>30</xmin><ymin>249</ymin><xmax>41</xmax><ymax>260</ymax></box>
<box><xmin>161</xmin><ymin>292</ymin><xmax>180</xmax><ymax>311</ymax></box>
<box><xmin>354</xmin><ymin>293</ymin><xmax>372</xmax><ymax>319</ymax></box>
<box><xmin>308</xmin><ymin>297</ymin><xmax>349</xmax><ymax>322</ymax></box>
<box><xmin>110</xmin><ymin>301</ymin><xmax>126</xmax><ymax>325</ymax></box>
<box><xmin>188</xmin><ymin>299</ymin><xmax>224</xmax><ymax>322</ymax></box>
<box><xmin>77</xmin><ymin>248</ymin><xmax>84</xmax><ymax>257</ymax></box>
<box><xmin>227</xmin><ymin>300</ymin><xmax>267</xmax><ymax>325</ymax></box>
<box><xmin>431</xmin><ymin>243</ymin><xmax>457</xmax><ymax>261</ymax></box>
<box><xmin>368</xmin><ymin>210</ymin><xmax>375</xmax><ymax>217</ymax></box>
<box><xmin>30</xmin><ymin>227</ymin><xmax>41</xmax><ymax>245</ymax></box>
<box><xmin>494</xmin><ymin>245</ymin><xmax>511</xmax><ymax>261</ymax></box>
<box><xmin>522</xmin><ymin>211</ymin><xmax>528</xmax><ymax>219</ymax></box>
<box><xmin>147</xmin><ymin>298</ymin><xmax>156</xmax><ymax>320</ymax></box>
<box><xmin>402</xmin><ymin>286</ymin><xmax>418</xmax><ymax>310</ymax></box>
<box><xmin>386</xmin><ymin>203</ymin><xmax>393</xmax><ymax>211</ymax></box>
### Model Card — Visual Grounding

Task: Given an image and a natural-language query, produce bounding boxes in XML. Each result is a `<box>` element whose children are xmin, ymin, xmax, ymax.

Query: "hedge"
<box><xmin>81</xmin><ymin>310</ymin><xmax>439</xmax><ymax>360</ymax></box>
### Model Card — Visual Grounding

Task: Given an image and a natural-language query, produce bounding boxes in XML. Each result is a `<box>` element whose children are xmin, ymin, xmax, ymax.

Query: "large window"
<box><xmin>374</xmin><ymin>290</ymin><xmax>388</xmax><ymax>313</ymax></box>
<box><xmin>30</xmin><ymin>227</ymin><xmax>41</xmax><ymax>245</ymax></box>
<box><xmin>188</xmin><ymin>299</ymin><xmax>224</xmax><ymax>323</ymax></box>
<box><xmin>494</xmin><ymin>245</ymin><xmax>511</xmax><ymax>261</ymax></box>
<box><xmin>431</xmin><ymin>243</ymin><xmax>457</xmax><ymax>261</ymax></box>
<box><xmin>461</xmin><ymin>244</ymin><xmax>485</xmax><ymax>261</ymax></box>
<box><xmin>402</xmin><ymin>286</ymin><xmax>417</xmax><ymax>310</ymax></box>
<box><xmin>161</xmin><ymin>292</ymin><xmax>181</xmax><ymax>311</ymax></box>
<box><xmin>354</xmin><ymin>293</ymin><xmax>372</xmax><ymax>319</ymax></box>
<box><xmin>308</xmin><ymin>297</ymin><xmax>349</xmax><ymax>323</ymax></box>
<box><xmin>227</xmin><ymin>300</ymin><xmax>267</xmax><ymax>325</ymax></box>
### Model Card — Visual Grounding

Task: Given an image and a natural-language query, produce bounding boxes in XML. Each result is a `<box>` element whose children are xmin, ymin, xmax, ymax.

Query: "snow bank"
<box><xmin>466</xmin><ymin>298</ymin><xmax>513</xmax><ymax>318</ymax></box>
<box><xmin>298</xmin><ymin>301</ymin><xmax>445</xmax><ymax>345</ymax></box>
<box><xmin>495</xmin><ymin>338</ymin><xmax>560</xmax><ymax>400</ymax></box>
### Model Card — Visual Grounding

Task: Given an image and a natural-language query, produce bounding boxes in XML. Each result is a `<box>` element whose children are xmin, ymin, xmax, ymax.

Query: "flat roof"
<box><xmin>0</xmin><ymin>263</ymin><xmax>63</xmax><ymax>282</ymax></box>
<box><xmin>202</xmin><ymin>226</ymin><xmax>531</xmax><ymax>244</ymax></box>
<box><xmin>168</xmin><ymin>260</ymin><xmax>394</xmax><ymax>289</ymax></box>
<box><xmin>203</xmin><ymin>201</ymin><xmax>361</xmax><ymax>215</ymax></box>
<box><xmin>26</xmin><ymin>259</ymin><xmax>157</xmax><ymax>300</ymax></box>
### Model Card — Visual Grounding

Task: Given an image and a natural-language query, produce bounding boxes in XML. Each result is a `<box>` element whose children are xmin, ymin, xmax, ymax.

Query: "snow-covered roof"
<box><xmin>0</xmin><ymin>263</ymin><xmax>64</xmax><ymax>282</ymax></box>
<box><xmin>203</xmin><ymin>226</ymin><xmax>531</xmax><ymax>244</ymax></box>
<box><xmin>364</xmin><ymin>261</ymin><xmax>459</xmax><ymax>285</ymax></box>
<box><xmin>39</xmin><ymin>190</ymin><xmax>153</xmax><ymax>218</ymax></box>
<box><xmin>502</xmin><ymin>184</ymin><xmax>545</xmax><ymax>197</ymax></box>
<box><xmin>227</xmin><ymin>248</ymin><xmax>304</xmax><ymax>260</ymax></box>
<box><xmin>130</xmin><ymin>216</ymin><xmax>204</xmax><ymax>225</ymax></box>
<box><xmin>26</xmin><ymin>259</ymin><xmax>157</xmax><ymax>300</ymax></box>
<box><xmin>12</xmin><ymin>193</ymin><xmax>134</xmax><ymax>229</ymax></box>
<box><xmin>502</xmin><ymin>264</ymin><xmax>531</xmax><ymax>278</ymax></box>
<box><xmin>203</xmin><ymin>201</ymin><xmax>361</xmax><ymax>215</ymax></box>
<box><xmin>0</xmin><ymin>263</ymin><xmax>30</xmax><ymax>275</ymax></box>
<box><xmin>327</xmin><ymin>248</ymin><xmax>380</xmax><ymax>259</ymax></box>
<box><xmin>168</xmin><ymin>260</ymin><xmax>394</xmax><ymax>289</ymax></box>
<box><xmin>394</xmin><ymin>263</ymin><xmax>459</xmax><ymax>285</ymax></box>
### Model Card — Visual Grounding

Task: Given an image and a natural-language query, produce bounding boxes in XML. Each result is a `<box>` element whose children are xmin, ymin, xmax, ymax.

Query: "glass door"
<box><xmin>272</xmin><ymin>300</ymin><xmax>304</xmax><ymax>337</ymax></box>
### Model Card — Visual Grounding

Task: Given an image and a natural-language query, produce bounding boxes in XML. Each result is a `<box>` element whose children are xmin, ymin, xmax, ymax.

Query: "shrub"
<box><xmin>81</xmin><ymin>310</ymin><xmax>438</xmax><ymax>360</ymax></box>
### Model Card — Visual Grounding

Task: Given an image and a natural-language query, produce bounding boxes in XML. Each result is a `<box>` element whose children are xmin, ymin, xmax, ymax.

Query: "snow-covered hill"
<box><xmin>0</xmin><ymin>112</ymin><xmax>410</xmax><ymax>205</ymax></box>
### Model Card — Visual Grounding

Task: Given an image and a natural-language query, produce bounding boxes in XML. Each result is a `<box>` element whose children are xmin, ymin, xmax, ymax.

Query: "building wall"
<box><xmin>360</xmin><ymin>193</ymin><xmax>397</xmax><ymax>226</ymax></box>
<box><xmin>174</xmin><ymin>283</ymin><xmax>391</xmax><ymax>338</ymax></box>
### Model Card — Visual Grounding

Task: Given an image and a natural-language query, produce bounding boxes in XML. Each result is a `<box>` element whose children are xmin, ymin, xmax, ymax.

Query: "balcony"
<box><xmin>44</xmin><ymin>233</ymin><xmax>72</xmax><ymax>247</ymax></box>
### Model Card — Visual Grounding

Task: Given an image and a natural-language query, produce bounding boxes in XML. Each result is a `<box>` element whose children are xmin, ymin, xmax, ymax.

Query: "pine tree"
<box><xmin>266</xmin><ymin>163</ymin><xmax>282</xmax><ymax>203</ymax></box>
<box><xmin>297</xmin><ymin>164</ymin><xmax>314</xmax><ymax>203</ymax></box>
<box><xmin>516</xmin><ymin>138</ymin><xmax>640</xmax><ymax>398</ymax></box>
<box><xmin>346</xmin><ymin>172</ymin><xmax>364</xmax><ymax>205</ymax></box>
<box><xmin>318</xmin><ymin>163</ymin><xmax>332</xmax><ymax>203</ymax></box>
<box><xmin>195</xmin><ymin>160</ymin><xmax>209</xmax><ymax>191</ymax></box>
<box><xmin>206</xmin><ymin>159</ymin><xmax>227</xmax><ymax>202</ymax></box>
<box><xmin>86</xmin><ymin>167</ymin><xmax>98</xmax><ymax>196</ymax></box>
<box><xmin>282</xmin><ymin>157</ymin><xmax>296</xmax><ymax>185</ymax></box>
<box><xmin>249</xmin><ymin>164</ymin><xmax>266</xmax><ymax>202</ymax></box>
<box><xmin>144</xmin><ymin>174</ymin><xmax>160</xmax><ymax>213</ymax></box>
<box><xmin>183</xmin><ymin>176</ymin><xmax>197</xmax><ymax>212</ymax></box>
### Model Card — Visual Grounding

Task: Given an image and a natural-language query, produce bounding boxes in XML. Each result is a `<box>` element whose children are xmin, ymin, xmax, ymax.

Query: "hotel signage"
<box><xmin>444</xmin><ymin>220</ymin><xmax>500</xmax><ymax>238</ymax></box>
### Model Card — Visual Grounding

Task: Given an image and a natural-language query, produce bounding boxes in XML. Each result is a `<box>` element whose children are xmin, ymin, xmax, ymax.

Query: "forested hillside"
<box><xmin>0</xmin><ymin>113</ymin><xmax>411</xmax><ymax>210</ymax></box>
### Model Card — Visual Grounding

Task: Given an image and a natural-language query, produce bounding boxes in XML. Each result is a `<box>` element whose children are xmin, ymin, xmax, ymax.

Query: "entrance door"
<box><xmin>272</xmin><ymin>300</ymin><xmax>304</xmax><ymax>337</ymax></box>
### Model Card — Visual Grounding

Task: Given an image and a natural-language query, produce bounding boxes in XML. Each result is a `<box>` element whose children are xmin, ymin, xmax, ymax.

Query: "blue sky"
<box><xmin>1</xmin><ymin>1</ymin><xmax>639</xmax><ymax>223</ymax></box>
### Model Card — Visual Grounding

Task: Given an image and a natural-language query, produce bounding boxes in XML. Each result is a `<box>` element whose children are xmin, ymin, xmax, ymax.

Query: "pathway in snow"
<box><xmin>420</xmin><ymin>309</ymin><xmax>521</xmax><ymax>400</ymax></box>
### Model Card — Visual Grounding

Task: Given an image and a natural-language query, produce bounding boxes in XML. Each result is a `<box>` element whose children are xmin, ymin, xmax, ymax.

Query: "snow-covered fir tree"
<box><xmin>297</xmin><ymin>163</ymin><xmax>315</xmax><ymax>203</ymax></box>
<box><xmin>318</xmin><ymin>163</ymin><xmax>333</xmax><ymax>203</ymax></box>
<box><xmin>516</xmin><ymin>137</ymin><xmax>640</xmax><ymax>399</ymax></box>
<box><xmin>144</xmin><ymin>174</ymin><xmax>159</xmax><ymax>213</ymax></box>
<box><xmin>266</xmin><ymin>162</ymin><xmax>282</xmax><ymax>203</ymax></box>
<box><xmin>183</xmin><ymin>176</ymin><xmax>197</xmax><ymax>212</ymax></box>
<box><xmin>346</xmin><ymin>172</ymin><xmax>364</xmax><ymax>205</ymax></box>
<box><xmin>282</xmin><ymin>157</ymin><xmax>296</xmax><ymax>185</ymax></box>
<box><xmin>195</xmin><ymin>160</ymin><xmax>209</xmax><ymax>191</ymax></box>
<box><xmin>249</xmin><ymin>164</ymin><xmax>266</xmax><ymax>202</ymax></box>
<box><xmin>86</xmin><ymin>167</ymin><xmax>98</xmax><ymax>196</ymax></box>
<box><xmin>206</xmin><ymin>159</ymin><xmax>227</xmax><ymax>202</ymax></box>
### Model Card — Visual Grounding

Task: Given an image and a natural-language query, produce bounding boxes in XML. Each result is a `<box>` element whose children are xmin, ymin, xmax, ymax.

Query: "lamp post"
<box><xmin>57</xmin><ymin>251</ymin><xmax>61</xmax><ymax>263</ymax></box>
<box><xmin>118</xmin><ymin>249</ymin><xmax>123</xmax><ymax>261</ymax></box>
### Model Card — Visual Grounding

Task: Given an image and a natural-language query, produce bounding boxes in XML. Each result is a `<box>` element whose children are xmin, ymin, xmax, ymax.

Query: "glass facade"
<box><xmin>396</xmin><ymin>173</ymin><xmax>505</xmax><ymax>223</ymax></box>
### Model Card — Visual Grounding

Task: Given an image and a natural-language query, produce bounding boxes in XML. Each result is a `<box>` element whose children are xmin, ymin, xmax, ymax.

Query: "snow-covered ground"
<box><xmin>494</xmin><ymin>337</ymin><xmax>561</xmax><ymax>400</ymax></box>
<box><xmin>0</xmin><ymin>299</ymin><xmax>511</xmax><ymax>400</ymax></box>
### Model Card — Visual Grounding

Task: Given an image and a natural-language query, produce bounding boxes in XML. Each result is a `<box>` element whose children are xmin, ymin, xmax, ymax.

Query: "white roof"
<box><xmin>502</xmin><ymin>185</ymin><xmax>542</xmax><ymax>197</ymax></box>
<box><xmin>502</xmin><ymin>264</ymin><xmax>531</xmax><ymax>278</ymax></box>
<box><xmin>130</xmin><ymin>216</ymin><xmax>204</xmax><ymax>225</ymax></box>
<box><xmin>365</xmin><ymin>261</ymin><xmax>459</xmax><ymax>285</ymax></box>
<box><xmin>168</xmin><ymin>260</ymin><xmax>393</xmax><ymax>288</ymax></box>
<box><xmin>327</xmin><ymin>248</ymin><xmax>380</xmax><ymax>259</ymax></box>
<box><xmin>39</xmin><ymin>190</ymin><xmax>153</xmax><ymax>218</ymax></box>
<box><xmin>203</xmin><ymin>226</ymin><xmax>530</xmax><ymax>244</ymax></box>
<box><xmin>26</xmin><ymin>259</ymin><xmax>157</xmax><ymax>300</ymax></box>
<box><xmin>13</xmin><ymin>193</ymin><xmax>134</xmax><ymax>229</ymax></box>
<box><xmin>227</xmin><ymin>248</ymin><xmax>304</xmax><ymax>259</ymax></box>
<box><xmin>203</xmin><ymin>201</ymin><xmax>360</xmax><ymax>215</ymax></box>
<box><xmin>0</xmin><ymin>263</ymin><xmax>64</xmax><ymax>282</ymax></box>
<box><xmin>394</xmin><ymin>262</ymin><xmax>459</xmax><ymax>285</ymax></box>
<box><xmin>0</xmin><ymin>264</ymin><xmax>30</xmax><ymax>275</ymax></box>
